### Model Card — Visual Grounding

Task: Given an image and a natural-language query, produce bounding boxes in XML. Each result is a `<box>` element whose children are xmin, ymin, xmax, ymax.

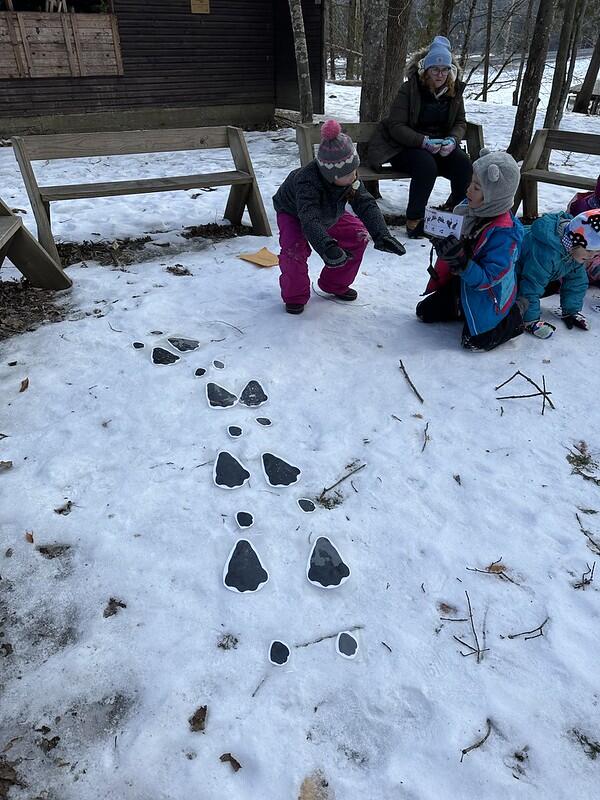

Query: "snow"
<box><xmin>1</xmin><ymin>82</ymin><xmax>600</xmax><ymax>800</ymax></box>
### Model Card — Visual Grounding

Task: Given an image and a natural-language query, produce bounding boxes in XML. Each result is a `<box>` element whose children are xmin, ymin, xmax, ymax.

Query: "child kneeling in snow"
<box><xmin>272</xmin><ymin>120</ymin><xmax>406</xmax><ymax>315</ymax></box>
<box><xmin>516</xmin><ymin>209</ymin><xmax>600</xmax><ymax>339</ymax></box>
<box><xmin>567</xmin><ymin>179</ymin><xmax>600</xmax><ymax>287</ymax></box>
<box><xmin>416</xmin><ymin>149</ymin><xmax>525</xmax><ymax>351</ymax></box>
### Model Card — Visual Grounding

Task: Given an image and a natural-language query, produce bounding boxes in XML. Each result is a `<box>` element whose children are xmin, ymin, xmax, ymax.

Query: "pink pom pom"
<box><xmin>321</xmin><ymin>119</ymin><xmax>341</xmax><ymax>141</ymax></box>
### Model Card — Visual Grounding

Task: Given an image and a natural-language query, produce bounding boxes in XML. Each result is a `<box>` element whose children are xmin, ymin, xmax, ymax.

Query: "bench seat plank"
<box><xmin>0</xmin><ymin>216</ymin><xmax>22</xmax><ymax>250</ymax></box>
<box><xmin>523</xmin><ymin>169</ymin><xmax>596</xmax><ymax>191</ymax></box>
<box><xmin>40</xmin><ymin>170</ymin><xmax>253</xmax><ymax>201</ymax></box>
<box><xmin>358</xmin><ymin>167</ymin><xmax>409</xmax><ymax>181</ymax></box>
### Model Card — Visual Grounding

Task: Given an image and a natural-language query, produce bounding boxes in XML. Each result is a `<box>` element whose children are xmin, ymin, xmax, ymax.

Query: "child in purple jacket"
<box><xmin>273</xmin><ymin>120</ymin><xmax>406</xmax><ymax>314</ymax></box>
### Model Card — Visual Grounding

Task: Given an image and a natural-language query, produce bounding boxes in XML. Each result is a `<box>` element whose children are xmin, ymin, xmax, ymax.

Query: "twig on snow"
<box><xmin>295</xmin><ymin>624</ymin><xmax>364</xmax><ymax>649</ymax></box>
<box><xmin>466</xmin><ymin>557</ymin><xmax>520</xmax><ymax>585</ymax></box>
<box><xmin>251</xmin><ymin>675</ymin><xmax>268</xmax><ymax>698</ymax></box>
<box><xmin>460</xmin><ymin>718</ymin><xmax>492</xmax><ymax>762</ymax></box>
<box><xmin>575</xmin><ymin>513</ymin><xmax>600</xmax><ymax>555</ymax></box>
<box><xmin>573</xmin><ymin>562</ymin><xmax>595</xmax><ymax>590</ymax></box>
<box><xmin>495</xmin><ymin>370</ymin><xmax>555</xmax><ymax>411</ymax></box>
<box><xmin>318</xmin><ymin>463</ymin><xmax>366</xmax><ymax>501</ymax></box>
<box><xmin>381</xmin><ymin>641</ymin><xmax>393</xmax><ymax>653</ymax></box>
<box><xmin>107</xmin><ymin>320</ymin><xmax>123</xmax><ymax>333</ymax></box>
<box><xmin>453</xmin><ymin>591</ymin><xmax>489</xmax><ymax>662</ymax></box>
<box><xmin>421</xmin><ymin>422</ymin><xmax>430</xmax><ymax>453</ymax></box>
<box><xmin>507</xmin><ymin>616</ymin><xmax>549</xmax><ymax>640</ymax></box>
<box><xmin>398</xmin><ymin>359</ymin><xmax>424</xmax><ymax>404</ymax></box>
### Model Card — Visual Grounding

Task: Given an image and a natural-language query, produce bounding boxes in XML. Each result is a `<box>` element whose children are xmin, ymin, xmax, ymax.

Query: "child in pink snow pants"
<box><xmin>272</xmin><ymin>119</ymin><xmax>406</xmax><ymax>314</ymax></box>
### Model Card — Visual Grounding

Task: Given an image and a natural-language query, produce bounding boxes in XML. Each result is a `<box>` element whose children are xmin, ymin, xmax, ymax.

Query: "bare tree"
<box><xmin>507</xmin><ymin>0</ymin><xmax>555</xmax><ymax>161</ymax></box>
<box><xmin>557</xmin><ymin>0</ymin><xmax>588</xmax><ymax>119</ymax></box>
<box><xmin>543</xmin><ymin>0</ymin><xmax>579</xmax><ymax>129</ymax></box>
<box><xmin>347</xmin><ymin>0</ymin><xmax>362</xmax><ymax>80</ymax></box>
<box><xmin>573</xmin><ymin>32</ymin><xmax>600</xmax><ymax>114</ymax></box>
<box><xmin>481</xmin><ymin>0</ymin><xmax>494</xmax><ymax>101</ymax></box>
<box><xmin>288</xmin><ymin>0</ymin><xmax>314</xmax><ymax>123</ymax></box>
<box><xmin>326</xmin><ymin>0</ymin><xmax>336</xmax><ymax>80</ymax></box>
<box><xmin>440</xmin><ymin>0</ymin><xmax>455</xmax><ymax>35</ymax></box>
<box><xmin>512</xmin><ymin>0</ymin><xmax>535</xmax><ymax>105</ymax></box>
<box><xmin>383</xmin><ymin>0</ymin><xmax>414</xmax><ymax>114</ymax></box>
<box><xmin>359</xmin><ymin>0</ymin><xmax>388</xmax><ymax>123</ymax></box>
<box><xmin>459</xmin><ymin>0</ymin><xmax>479</xmax><ymax>70</ymax></box>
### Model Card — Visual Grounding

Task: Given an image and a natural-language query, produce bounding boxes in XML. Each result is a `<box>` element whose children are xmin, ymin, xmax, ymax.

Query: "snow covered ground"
<box><xmin>1</xmin><ymin>86</ymin><xmax>600</xmax><ymax>800</ymax></box>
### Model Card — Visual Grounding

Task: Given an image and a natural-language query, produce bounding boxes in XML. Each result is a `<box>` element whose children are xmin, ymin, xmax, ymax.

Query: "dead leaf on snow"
<box><xmin>24</xmin><ymin>531</ymin><xmax>34</xmax><ymax>544</ymax></box>
<box><xmin>437</xmin><ymin>602</ymin><xmax>459</xmax><ymax>616</ymax></box>
<box><xmin>189</xmin><ymin>705</ymin><xmax>207</xmax><ymax>733</ymax></box>
<box><xmin>103</xmin><ymin>598</ymin><xmax>126</xmax><ymax>618</ymax></box>
<box><xmin>19</xmin><ymin>378</ymin><xmax>29</xmax><ymax>393</ymax></box>
<box><xmin>0</xmin><ymin>461</ymin><xmax>13</xmax><ymax>471</ymax></box>
<box><xmin>487</xmin><ymin>561</ymin><xmax>507</xmax><ymax>574</ymax></box>
<box><xmin>219</xmin><ymin>752</ymin><xmax>241</xmax><ymax>772</ymax></box>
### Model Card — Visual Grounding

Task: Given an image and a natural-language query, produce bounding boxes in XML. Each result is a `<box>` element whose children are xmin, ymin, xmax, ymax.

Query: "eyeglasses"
<box><xmin>430</xmin><ymin>67</ymin><xmax>450</xmax><ymax>75</ymax></box>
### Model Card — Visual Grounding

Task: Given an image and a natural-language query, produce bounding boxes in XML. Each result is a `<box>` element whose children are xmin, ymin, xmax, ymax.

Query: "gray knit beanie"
<box><xmin>316</xmin><ymin>119</ymin><xmax>360</xmax><ymax>182</ymax></box>
<box><xmin>471</xmin><ymin>149</ymin><xmax>520</xmax><ymax>217</ymax></box>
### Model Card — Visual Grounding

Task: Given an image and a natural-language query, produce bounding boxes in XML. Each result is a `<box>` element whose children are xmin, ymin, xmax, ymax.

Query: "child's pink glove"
<box><xmin>421</xmin><ymin>136</ymin><xmax>442</xmax><ymax>155</ymax></box>
<box><xmin>439</xmin><ymin>137</ymin><xmax>457</xmax><ymax>157</ymax></box>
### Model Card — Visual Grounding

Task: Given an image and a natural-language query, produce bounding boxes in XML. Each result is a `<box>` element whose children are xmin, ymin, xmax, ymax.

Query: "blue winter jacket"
<box><xmin>427</xmin><ymin>211</ymin><xmax>524</xmax><ymax>335</ymax></box>
<box><xmin>516</xmin><ymin>212</ymin><xmax>589</xmax><ymax>323</ymax></box>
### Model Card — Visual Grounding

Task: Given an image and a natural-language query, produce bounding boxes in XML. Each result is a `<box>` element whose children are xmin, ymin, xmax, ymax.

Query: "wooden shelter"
<box><xmin>0</xmin><ymin>0</ymin><xmax>325</xmax><ymax>135</ymax></box>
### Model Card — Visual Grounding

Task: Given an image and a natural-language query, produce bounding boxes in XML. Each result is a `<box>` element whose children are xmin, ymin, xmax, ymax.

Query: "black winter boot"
<box><xmin>285</xmin><ymin>303</ymin><xmax>305</xmax><ymax>315</ymax></box>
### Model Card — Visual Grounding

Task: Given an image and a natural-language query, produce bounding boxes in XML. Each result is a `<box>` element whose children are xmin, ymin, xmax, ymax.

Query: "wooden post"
<box><xmin>513</xmin><ymin>128</ymin><xmax>549</xmax><ymax>219</ymax></box>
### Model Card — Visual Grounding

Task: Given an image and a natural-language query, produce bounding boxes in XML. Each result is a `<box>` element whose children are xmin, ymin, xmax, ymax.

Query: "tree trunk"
<box><xmin>346</xmin><ymin>0</ymin><xmax>359</xmax><ymax>81</ymax></box>
<box><xmin>360</xmin><ymin>0</ymin><xmax>388</xmax><ymax>123</ymax></box>
<box><xmin>482</xmin><ymin>0</ymin><xmax>494</xmax><ymax>101</ymax></box>
<box><xmin>383</xmin><ymin>0</ymin><xmax>413</xmax><ymax>115</ymax></box>
<box><xmin>288</xmin><ymin>0</ymin><xmax>314</xmax><ymax>123</ymax></box>
<box><xmin>459</xmin><ymin>0</ymin><xmax>479</xmax><ymax>71</ymax></box>
<box><xmin>327</xmin><ymin>0</ymin><xmax>336</xmax><ymax>80</ymax></box>
<box><xmin>557</xmin><ymin>0</ymin><xmax>587</xmax><ymax>119</ymax></box>
<box><xmin>512</xmin><ymin>0</ymin><xmax>535</xmax><ymax>106</ymax></box>
<box><xmin>573</xmin><ymin>32</ymin><xmax>600</xmax><ymax>114</ymax></box>
<box><xmin>507</xmin><ymin>0</ymin><xmax>555</xmax><ymax>161</ymax></box>
<box><xmin>360</xmin><ymin>0</ymin><xmax>388</xmax><ymax>197</ymax></box>
<box><xmin>538</xmin><ymin>0</ymin><xmax>578</xmax><ymax>169</ymax></box>
<box><xmin>439</xmin><ymin>0</ymin><xmax>455</xmax><ymax>36</ymax></box>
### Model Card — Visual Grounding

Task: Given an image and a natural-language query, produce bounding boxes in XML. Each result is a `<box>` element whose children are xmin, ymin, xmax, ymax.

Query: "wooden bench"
<box><xmin>296</xmin><ymin>121</ymin><xmax>485</xmax><ymax>179</ymax></box>
<box><xmin>514</xmin><ymin>129</ymin><xmax>599</xmax><ymax>219</ymax></box>
<box><xmin>0</xmin><ymin>197</ymin><xmax>71</xmax><ymax>289</ymax></box>
<box><xmin>11</xmin><ymin>126</ymin><xmax>272</xmax><ymax>265</ymax></box>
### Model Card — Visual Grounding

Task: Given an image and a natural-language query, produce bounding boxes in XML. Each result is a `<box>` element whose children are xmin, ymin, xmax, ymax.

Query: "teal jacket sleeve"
<box><xmin>560</xmin><ymin>261</ymin><xmax>589</xmax><ymax>316</ymax></box>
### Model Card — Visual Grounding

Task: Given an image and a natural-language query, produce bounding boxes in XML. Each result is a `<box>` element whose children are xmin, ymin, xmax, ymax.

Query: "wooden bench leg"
<box><xmin>224</xmin><ymin>184</ymin><xmax>251</xmax><ymax>227</ymax></box>
<box><xmin>521</xmin><ymin>178</ymin><xmax>539</xmax><ymax>221</ymax></box>
<box><xmin>226</xmin><ymin>127</ymin><xmax>272</xmax><ymax>237</ymax></box>
<box><xmin>6</xmin><ymin>225</ymin><xmax>72</xmax><ymax>289</ymax></box>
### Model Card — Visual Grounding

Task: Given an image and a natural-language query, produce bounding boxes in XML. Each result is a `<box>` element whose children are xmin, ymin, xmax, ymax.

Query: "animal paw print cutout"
<box><xmin>584</xmin><ymin>213</ymin><xmax>600</xmax><ymax>234</ymax></box>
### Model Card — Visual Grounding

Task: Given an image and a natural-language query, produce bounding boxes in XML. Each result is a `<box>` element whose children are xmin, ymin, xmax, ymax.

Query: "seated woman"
<box><xmin>416</xmin><ymin>150</ymin><xmax>525</xmax><ymax>352</ymax></box>
<box><xmin>367</xmin><ymin>36</ymin><xmax>472</xmax><ymax>239</ymax></box>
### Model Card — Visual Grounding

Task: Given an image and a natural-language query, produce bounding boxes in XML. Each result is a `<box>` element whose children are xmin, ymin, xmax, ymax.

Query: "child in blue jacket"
<box><xmin>417</xmin><ymin>149</ymin><xmax>525</xmax><ymax>352</ymax></box>
<box><xmin>516</xmin><ymin>210</ymin><xmax>600</xmax><ymax>338</ymax></box>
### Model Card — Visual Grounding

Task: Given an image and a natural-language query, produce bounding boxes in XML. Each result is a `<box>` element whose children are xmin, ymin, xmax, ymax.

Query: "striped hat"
<box><xmin>316</xmin><ymin>120</ymin><xmax>360</xmax><ymax>182</ymax></box>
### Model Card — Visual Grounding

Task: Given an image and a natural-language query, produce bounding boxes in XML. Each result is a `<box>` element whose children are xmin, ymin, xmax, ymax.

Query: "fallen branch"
<box><xmin>318</xmin><ymin>463</ymin><xmax>366</xmax><ymax>500</ymax></box>
<box><xmin>295</xmin><ymin>624</ymin><xmax>364</xmax><ymax>649</ymax></box>
<box><xmin>453</xmin><ymin>591</ymin><xmax>488</xmax><ymax>662</ymax></box>
<box><xmin>495</xmin><ymin>370</ymin><xmax>555</xmax><ymax>411</ymax></box>
<box><xmin>399</xmin><ymin>360</ymin><xmax>424</xmax><ymax>404</ymax></box>
<box><xmin>460</xmin><ymin>718</ymin><xmax>492</xmax><ymax>762</ymax></box>
<box><xmin>507</xmin><ymin>616</ymin><xmax>549</xmax><ymax>640</ymax></box>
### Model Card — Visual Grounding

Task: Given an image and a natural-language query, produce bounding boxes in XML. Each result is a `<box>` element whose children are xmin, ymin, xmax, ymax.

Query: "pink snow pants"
<box><xmin>277</xmin><ymin>211</ymin><xmax>369</xmax><ymax>305</ymax></box>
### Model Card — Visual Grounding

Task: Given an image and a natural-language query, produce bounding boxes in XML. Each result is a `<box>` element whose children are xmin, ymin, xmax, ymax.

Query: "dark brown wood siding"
<box><xmin>0</xmin><ymin>0</ymin><xmax>324</xmax><ymax>119</ymax></box>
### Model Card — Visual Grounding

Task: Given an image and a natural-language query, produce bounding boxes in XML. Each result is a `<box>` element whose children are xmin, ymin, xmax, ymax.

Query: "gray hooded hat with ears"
<box><xmin>470</xmin><ymin>148</ymin><xmax>521</xmax><ymax>218</ymax></box>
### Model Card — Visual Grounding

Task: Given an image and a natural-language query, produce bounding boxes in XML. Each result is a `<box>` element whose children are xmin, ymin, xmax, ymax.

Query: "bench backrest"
<box><xmin>542</xmin><ymin>129</ymin><xmax>600</xmax><ymax>156</ymax></box>
<box><xmin>296</xmin><ymin>120</ymin><xmax>484</xmax><ymax>167</ymax></box>
<box><xmin>12</xmin><ymin>126</ymin><xmax>234</xmax><ymax>161</ymax></box>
